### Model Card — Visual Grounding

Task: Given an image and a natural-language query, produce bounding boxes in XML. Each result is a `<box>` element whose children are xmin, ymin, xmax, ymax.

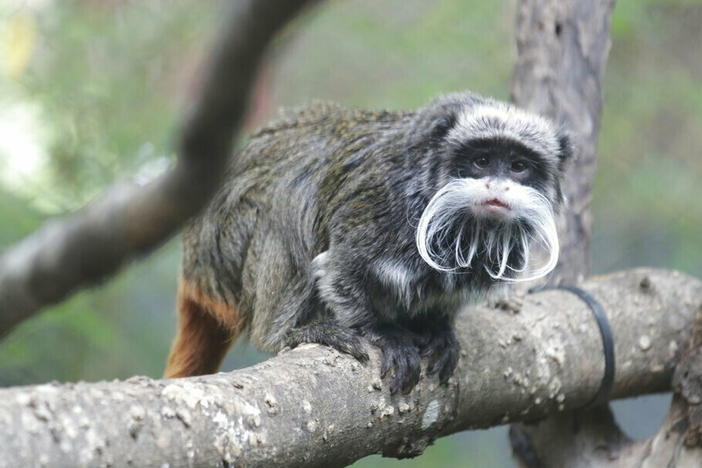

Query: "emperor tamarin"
<box><xmin>164</xmin><ymin>92</ymin><xmax>572</xmax><ymax>393</ymax></box>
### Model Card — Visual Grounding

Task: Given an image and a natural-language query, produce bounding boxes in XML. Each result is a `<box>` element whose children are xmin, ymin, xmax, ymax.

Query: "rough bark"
<box><xmin>0</xmin><ymin>268</ymin><xmax>699</xmax><ymax>468</ymax></box>
<box><xmin>632</xmin><ymin>343</ymin><xmax>702</xmax><ymax>467</ymax></box>
<box><xmin>512</xmin><ymin>333</ymin><xmax>702</xmax><ymax>468</ymax></box>
<box><xmin>0</xmin><ymin>0</ymin><xmax>317</xmax><ymax>339</ymax></box>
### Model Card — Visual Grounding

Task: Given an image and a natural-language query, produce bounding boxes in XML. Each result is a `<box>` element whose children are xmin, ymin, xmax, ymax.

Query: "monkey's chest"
<box><xmin>370</xmin><ymin>259</ymin><xmax>495</xmax><ymax>320</ymax></box>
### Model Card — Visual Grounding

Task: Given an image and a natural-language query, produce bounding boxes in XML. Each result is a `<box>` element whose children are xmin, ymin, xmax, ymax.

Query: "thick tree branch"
<box><xmin>513</xmin><ymin>327</ymin><xmax>702</xmax><ymax>468</ymax></box>
<box><xmin>0</xmin><ymin>268</ymin><xmax>699</xmax><ymax>468</ymax></box>
<box><xmin>0</xmin><ymin>0</ymin><xmax>318</xmax><ymax>338</ymax></box>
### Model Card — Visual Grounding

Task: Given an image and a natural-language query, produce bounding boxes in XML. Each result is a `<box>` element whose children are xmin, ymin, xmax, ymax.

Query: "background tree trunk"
<box><xmin>511</xmin><ymin>0</ymin><xmax>616</xmax><ymax>284</ymax></box>
<box><xmin>509</xmin><ymin>1</ymin><xmax>702</xmax><ymax>466</ymax></box>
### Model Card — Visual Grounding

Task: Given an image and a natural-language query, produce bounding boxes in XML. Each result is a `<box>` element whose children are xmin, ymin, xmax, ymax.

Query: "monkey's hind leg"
<box><xmin>164</xmin><ymin>280</ymin><xmax>245</xmax><ymax>378</ymax></box>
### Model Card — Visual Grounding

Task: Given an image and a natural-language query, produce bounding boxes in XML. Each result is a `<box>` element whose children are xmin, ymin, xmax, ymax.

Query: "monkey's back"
<box><xmin>181</xmin><ymin>102</ymin><xmax>413</xmax><ymax>350</ymax></box>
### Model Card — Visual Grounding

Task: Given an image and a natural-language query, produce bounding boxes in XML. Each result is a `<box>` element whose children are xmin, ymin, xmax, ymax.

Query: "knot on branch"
<box><xmin>673</xmin><ymin>347</ymin><xmax>702</xmax><ymax>447</ymax></box>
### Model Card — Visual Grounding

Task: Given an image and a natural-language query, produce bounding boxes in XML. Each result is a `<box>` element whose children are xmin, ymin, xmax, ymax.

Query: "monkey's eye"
<box><xmin>511</xmin><ymin>160</ymin><xmax>528</xmax><ymax>173</ymax></box>
<box><xmin>473</xmin><ymin>157</ymin><xmax>490</xmax><ymax>169</ymax></box>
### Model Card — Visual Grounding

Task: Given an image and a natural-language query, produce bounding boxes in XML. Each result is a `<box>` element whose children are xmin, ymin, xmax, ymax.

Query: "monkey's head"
<box><xmin>413</xmin><ymin>94</ymin><xmax>572</xmax><ymax>282</ymax></box>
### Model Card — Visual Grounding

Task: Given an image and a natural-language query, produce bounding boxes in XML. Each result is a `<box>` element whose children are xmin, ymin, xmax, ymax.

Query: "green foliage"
<box><xmin>594</xmin><ymin>0</ymin><xmax>702</xmax><ymax>276</ymax></box>
<box><xmin>1</xmin><ymin>1</ymin><xmax>216</xmax><ymax>210</ymax></box>
<box><xmin>271</xmin><ymin>0</ymin><xmax>514</xmax><ymax>110</ymax></box>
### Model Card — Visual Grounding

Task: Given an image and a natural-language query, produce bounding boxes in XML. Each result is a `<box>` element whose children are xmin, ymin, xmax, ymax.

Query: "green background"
<box><xmin>0</xmin><ymin>1</ymin><xmax>700</xmax><ymax>466</ymax></box>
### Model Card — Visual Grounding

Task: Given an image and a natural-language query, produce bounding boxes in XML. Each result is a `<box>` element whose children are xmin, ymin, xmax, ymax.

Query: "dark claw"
<box><xmin>284</xmin><ymin>321</ymin><xmax>369</xmax><ymax>362</ymax></box>
<box><xmin>417</xmin><ymin>325</ymin><xmax>460</xmax><ymax>385</ymax></box>
<box><xmin>366</xmin><ymin>325</ymin><xmax>422</xmax><ymax>394</ymax></box>
<box><xmin>384</xmin><ymin>343</ymin><xmax>421</xmax><ymax>394</ymax></box>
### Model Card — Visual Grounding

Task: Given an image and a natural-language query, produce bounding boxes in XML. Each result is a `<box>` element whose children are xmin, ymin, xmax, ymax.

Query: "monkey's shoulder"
<box><xmin>250</xmin><ymin>101</ymin><xmax>413</xmax><ymax>140</ymax></box>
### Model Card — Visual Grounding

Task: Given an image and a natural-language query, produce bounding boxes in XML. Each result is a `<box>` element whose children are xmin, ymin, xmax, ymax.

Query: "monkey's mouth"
<box><xmin>481</xmin><ymin>198</ymin><xmax>510</xmax><ymax>210</ymax></box>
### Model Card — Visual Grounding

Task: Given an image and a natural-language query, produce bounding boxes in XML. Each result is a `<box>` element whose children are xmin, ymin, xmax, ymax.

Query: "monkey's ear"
<box><xmin>556</xmin><ymin>133</ymin><xmax>574</xmax><ymax>170</ymax></box>
<box><xmin>430</xmin><ymin>112</ymin><xmax>458</xmax><ymax>141</ymax></box>
<box><xmin>414</xmin><ymin>93</ymin><xmax>474</xmax><ymax>142</ymax></box>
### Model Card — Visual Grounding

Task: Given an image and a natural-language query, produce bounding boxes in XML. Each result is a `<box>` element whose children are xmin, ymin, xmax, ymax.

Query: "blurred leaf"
<box><xmin>2</xmin><ymin>12</ymin><xmax>36</xmax><ymax>79</ymax></box>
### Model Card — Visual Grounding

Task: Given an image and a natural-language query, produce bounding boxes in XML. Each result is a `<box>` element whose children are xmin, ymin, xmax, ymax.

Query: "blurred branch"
<box><xmin>0</xmin><ymin>268</ymin><xmax>698</xmax><ymax>468</ymax></box>
<box><xmin>0</xmin><ymin>0</ymin><xmax>318</xmax><ymax>338</ymax></box>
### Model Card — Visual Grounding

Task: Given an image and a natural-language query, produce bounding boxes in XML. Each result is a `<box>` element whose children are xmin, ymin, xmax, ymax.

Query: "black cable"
<box><xmin>529</xmin><ymin>284</ymin><xmax>615</xmax><ymax>407</ymax></box>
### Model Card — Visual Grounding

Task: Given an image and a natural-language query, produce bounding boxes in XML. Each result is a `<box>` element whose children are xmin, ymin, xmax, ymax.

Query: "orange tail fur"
<box><xmin>164</xmin><ymin>280</ymin><xmax>244</xmax><ymax>378</ymax></box>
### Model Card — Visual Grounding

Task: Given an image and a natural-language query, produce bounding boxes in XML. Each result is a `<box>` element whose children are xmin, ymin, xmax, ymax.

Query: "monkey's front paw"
<box><xmin>283</xmin><ymin>321</ymin><xmax>369</xmax><ymax>362</ymax></box>
<box><xmin>417</xmin><ymin>326</ymin><xmax>460</xmax><ymax>385</ymax></box>
<box><xmin>367</xmin><ymin>326</ymin><xmax>422</xmax><ymax>394</ymax></box>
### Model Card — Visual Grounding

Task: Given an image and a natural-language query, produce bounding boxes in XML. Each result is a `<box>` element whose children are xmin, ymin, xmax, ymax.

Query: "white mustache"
<box><xmin>415</xmin><ymin>178</ymin><xmax>559</xmax><ymax>282</ymax></box>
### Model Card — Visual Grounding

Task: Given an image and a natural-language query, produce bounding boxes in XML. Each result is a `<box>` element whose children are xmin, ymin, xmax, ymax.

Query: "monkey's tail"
<box><xmin>164</xmin><ymin>279</ymin><xmax>245</xmax><ymax>378</ymax></box>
